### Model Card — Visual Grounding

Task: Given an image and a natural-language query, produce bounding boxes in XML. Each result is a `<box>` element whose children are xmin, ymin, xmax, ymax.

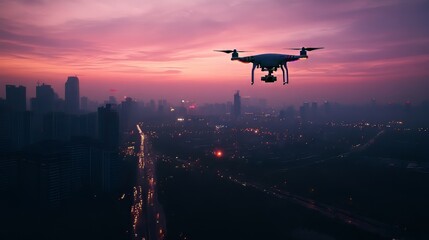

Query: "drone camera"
<box><xmin>261</xmin><ymin>75</ymin><xmax>277</xmax><ymax>83</ymax></box>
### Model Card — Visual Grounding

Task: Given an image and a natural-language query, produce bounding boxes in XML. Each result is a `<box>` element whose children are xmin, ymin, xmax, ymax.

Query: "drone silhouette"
<box><xmin>215</xmin><ymin>47</ymin><xmax>323</xmax><ymax>85</ymax></box>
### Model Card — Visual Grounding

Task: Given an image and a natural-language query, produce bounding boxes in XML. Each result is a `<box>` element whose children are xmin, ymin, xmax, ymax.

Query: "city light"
<box><xmin>3</xmin><ymin>72</ymin><xmax>429</xmax><ymax>239</ymax></box>
<box><xmin>214</xmin><ymin>150</ymin><xmax>223</xmax><ymax>158</ymax></box>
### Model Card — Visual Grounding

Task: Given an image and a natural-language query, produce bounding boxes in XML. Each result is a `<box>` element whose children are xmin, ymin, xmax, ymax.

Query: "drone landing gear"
<box><xmin>251</xmin><ymin>63</ymin><xmax>257</xmax><ymax>85</ymax></box>
<box><xmin>281</xmin><ymin>64</ymin><xmax>288</xmax><ymax>85</ymax></box>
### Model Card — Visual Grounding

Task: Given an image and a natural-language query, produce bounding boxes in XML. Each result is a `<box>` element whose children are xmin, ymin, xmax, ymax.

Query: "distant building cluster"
<box><xmin>0</xmin><ymin>77</ymin><xmax>124</xmax><ymax>208</ymax></box>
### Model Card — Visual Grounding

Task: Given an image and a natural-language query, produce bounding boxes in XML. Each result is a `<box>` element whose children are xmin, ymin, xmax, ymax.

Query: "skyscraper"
<box><xmin>1</xmin><ymin>86</ymin><xmax>31</xmax><ymax>150</ymax></box>
<box><xmin>65</xmin><ymin>76</ymin><xmax>80</xmax><ymax>114</ymax></box>
<box><xmin>233</xmin><ymin>90</ymin><xmax>241</xmax><ymax>117</ymax></box>
<box><xmin>98</xmin><ymin>104</ymin><xmax>119</xmax><ymax>149</ymax></box>
<box><xmin>5</xmin><ymin>85</ymin><xmax>26</xmax><ymax>111</ymax></box>
<box><xmin>120</xmin><ymin>97</ymin><xmax>137</xmax><ymax>131</ymax></box>
<box><xmin>97</xmin><ymin>104</ymin><xmax>120</xmax><ymax>192</ymax></box>
<box><xmin>31</xmin><ymin>83</ymin><xmax>55</xmax><ymax>114</ymax></box>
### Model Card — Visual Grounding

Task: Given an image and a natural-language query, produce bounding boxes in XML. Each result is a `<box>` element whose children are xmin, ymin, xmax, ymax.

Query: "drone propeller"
<box><xmin>214</xmin><ymin>49</ymin><xmax>251</xmax><ymax>54</ymax></box>
<box><xmin>286</xmin><ymin>47</ymin><xmax>324</xmax><ymax>51</ymax></box>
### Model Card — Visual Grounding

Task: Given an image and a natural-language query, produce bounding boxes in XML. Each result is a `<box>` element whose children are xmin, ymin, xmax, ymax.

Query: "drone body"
<box><xmin>215</xmin><ymin>47</ymin><xmax>323</xmax><ymax>85</ymax></box>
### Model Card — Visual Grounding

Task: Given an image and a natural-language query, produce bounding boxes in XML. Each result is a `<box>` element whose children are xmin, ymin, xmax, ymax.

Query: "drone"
<box><xmin>214</xmin><ymin>47</ymin><xmax>323</xmax><ymax>85</ymax></box>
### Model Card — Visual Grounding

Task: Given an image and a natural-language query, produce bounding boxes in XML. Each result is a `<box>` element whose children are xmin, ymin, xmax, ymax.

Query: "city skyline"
<box><xmin>3</xmin><ymin>80</ymin><xmax>427</xmax><ymax>112</ymax></box>
<box><xmin>2</xmin><ymin>72</ymin><xmax>429</xmax><ymax>239</ymax></box>
<box><xmin>1</xmin><ymin>0</ymin><xmax>428</xmax><ymax>105</ymax></box>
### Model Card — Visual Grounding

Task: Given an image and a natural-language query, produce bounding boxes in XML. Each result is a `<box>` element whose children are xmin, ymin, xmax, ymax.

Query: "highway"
<box><xmin>216</xmin><ymin>172</ymin><xmax>401</xmax><ymax>239</ymax></box>
<box><xmin>277</xmin><ymin>130</ymin><xmax>386</xmax><ymax>172</ymax></box>
<box><xmin>131</xmin><ymin>125</ymin><xmax>166</xmax><ymax>240</ymax></box>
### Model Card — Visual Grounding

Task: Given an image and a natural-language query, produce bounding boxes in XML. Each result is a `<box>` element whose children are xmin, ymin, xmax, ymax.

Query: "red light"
<box><xmin>214</xmin><ymin>150</ymin><xmax>223</xmax><ymax>158</ymax></box>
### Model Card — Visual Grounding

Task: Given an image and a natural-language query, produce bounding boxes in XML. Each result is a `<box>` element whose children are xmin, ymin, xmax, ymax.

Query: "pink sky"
<box><xmin>1</xmin><ymin>0</ymin><xmax>428</xmax><ymax>106</ymax></box>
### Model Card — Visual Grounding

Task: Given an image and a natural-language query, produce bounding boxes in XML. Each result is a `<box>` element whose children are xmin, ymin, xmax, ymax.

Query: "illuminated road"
<box><xmin>216</xmin><ymin>173</ymin><xmax>400</xmax><ymax>239</ymax></box>
<box><xmin>131</xmin><ymin>125</ymin><xmax>166</xmax><ymax>240</ymax></box>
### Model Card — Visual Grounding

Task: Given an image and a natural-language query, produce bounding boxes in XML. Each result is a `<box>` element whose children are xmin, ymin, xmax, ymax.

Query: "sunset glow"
<box><xmin>1</xmin><ymin>0</ymin><xmax>428</xmax><ymax>105</ymax></box>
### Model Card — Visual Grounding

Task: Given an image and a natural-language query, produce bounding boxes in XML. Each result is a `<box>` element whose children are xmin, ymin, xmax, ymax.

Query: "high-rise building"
<box><xmin>233</xmin><ymin>90</ymin><xmax>241</xmax><ymax>117</ymax></box>
<box><xmin>300</xmin><ymin>102</ymin><xmax>310</xmax><ymax>117</ymax></box>
<box><xmin>120</xmin><ymin>97</ymin><xmax>138</xmax><ymax>131</ymax></box>
<box><xmin>98</xmin><ymin>104</ymin><xmax>119</xmax><ymax>149</ymax></box>
<box><xmin>65</xmin><ymin>76</ymin><xmax>80</xmax><ymax>114</ymax></box>
<box><xmin>21</xmin><ymin>142</ymin><xmax>76</xmax><ymax>208</ymax></box>
<box><xmin>80</xmin><ymin>96</ymin><xmax>88</xmax><ymax>112</ymax></box>
<box><xmin>6</xmin><ymin>85</ymin><xmax>26</xmax><ymax>111</ymax></box>
<box><xmin>3</xmin><ymin>86</ymin><xmax>31</xmax><ymax>151</ymax></box>
<box><xmin>108</xmin><ymin>96</ymin><xmax>117</xmax><ymax>105</ymax></box>
<box><xmin>97</xmin><ymin>104</ymin><xmax>120</xmax><ymax>192</ymax></box>
<box><xmin>31</xmin><ymin>83</ymin><xmax>55</xmax><ymax>114</ymax></box>
<box><xmin>0</xmin><ymin>153</ymin><xmax>20</xmax><ymax>193</ymax></box>
<box><xmin>43</xmin><ymin>112</ymin><xmax>68</xmax><ymax>140</ymax></box>
<box><xmin>323</xmin><ymin>101</ymin><xmax>331</xmax><ymax>113</ymax></box>
<box><xmin>79</xmin><ymin>112</ymin><xmax>98</xmax><ymax>139</ymax></box>
<box><xmin>311</xmin><ymin>102</ymin><xmax>318</xmax><ymax>112</ymax></box>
